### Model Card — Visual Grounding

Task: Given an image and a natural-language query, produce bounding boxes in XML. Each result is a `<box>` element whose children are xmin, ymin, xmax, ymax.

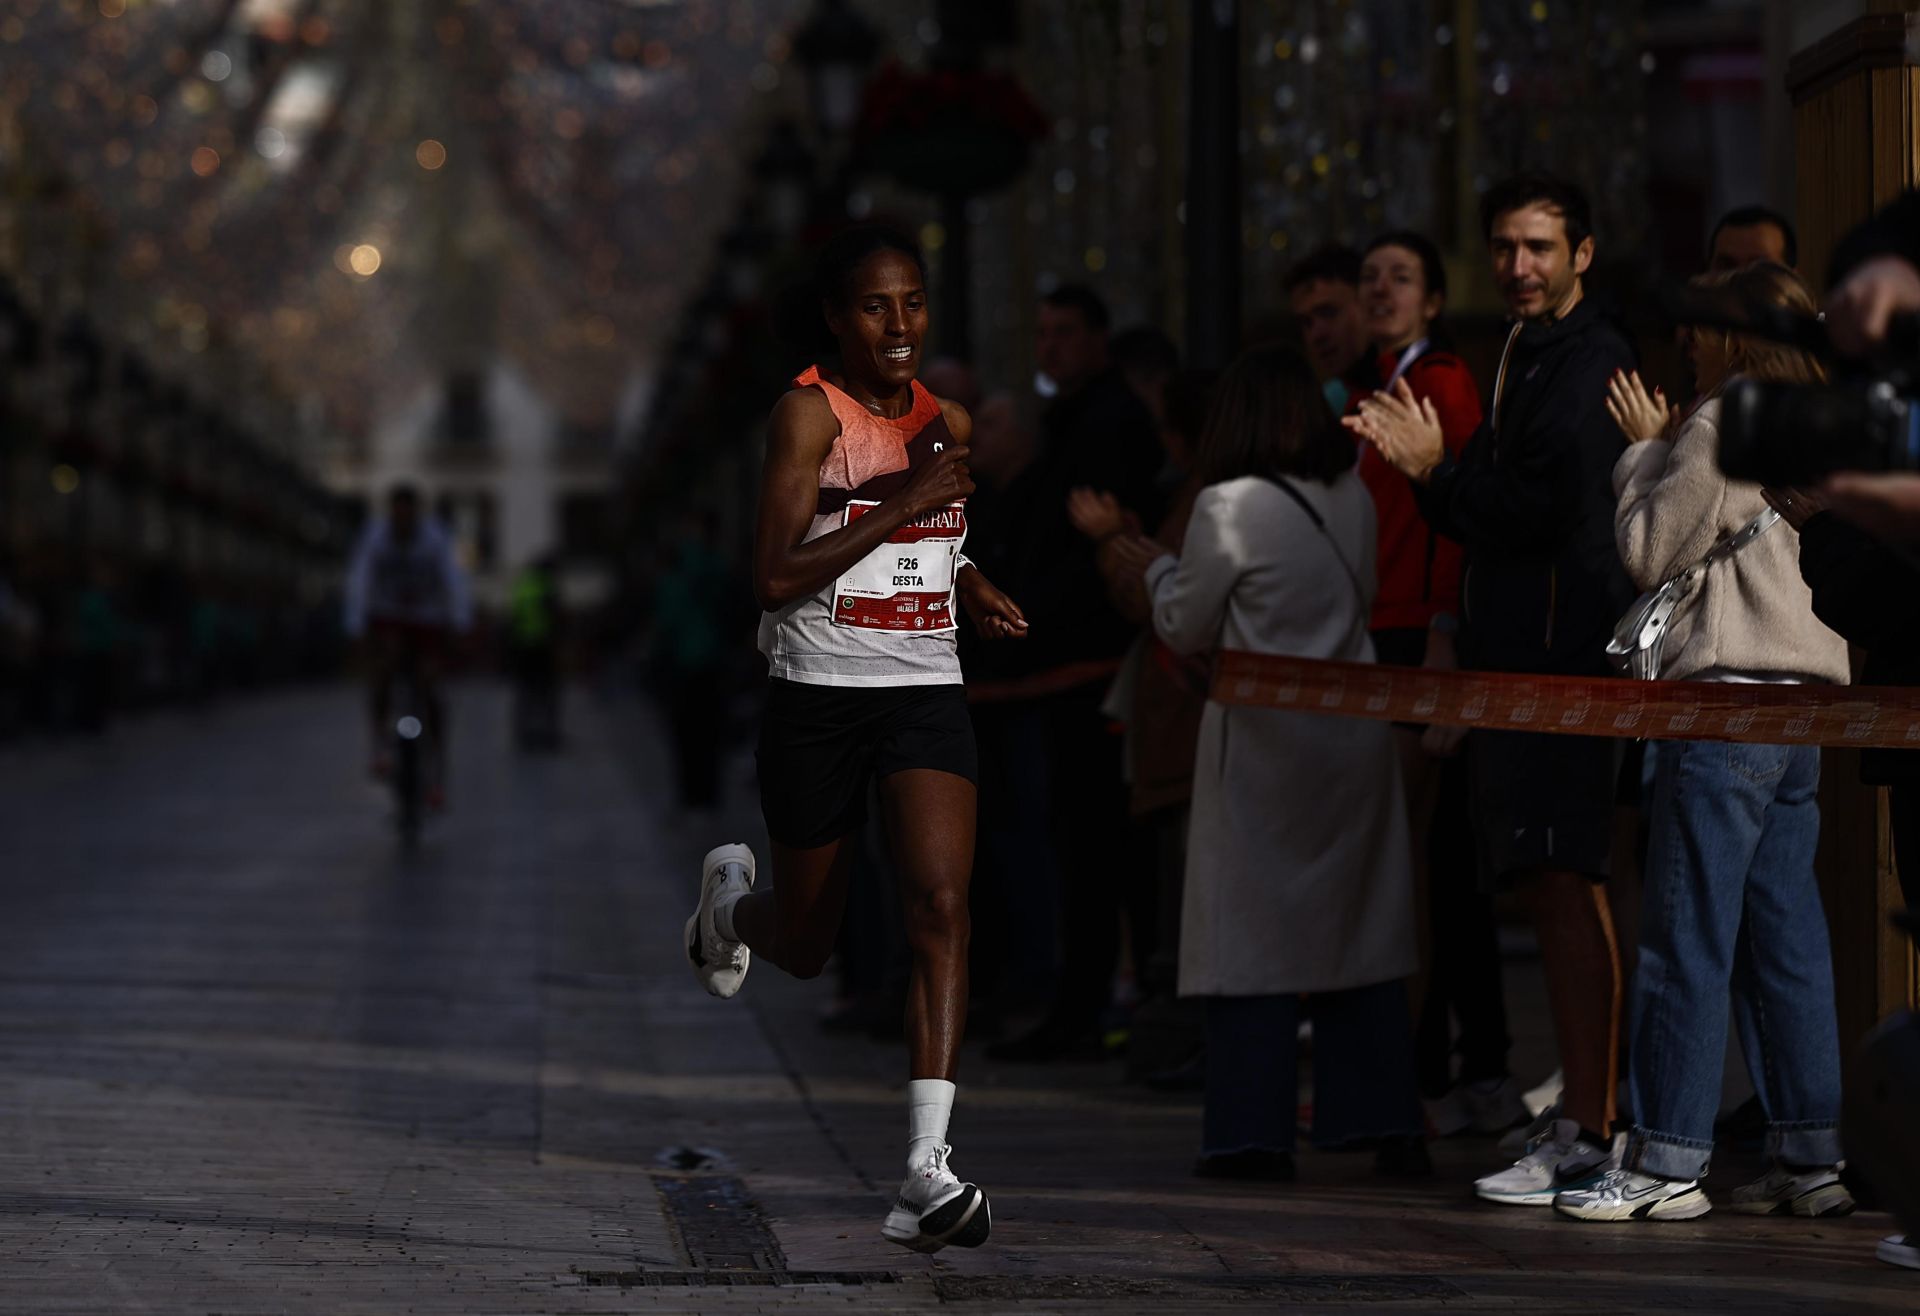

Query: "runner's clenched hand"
<box><xmin>958</xmin><ymin>567</ymin><xmax>1028</xmax><ymax>641</ymax></box>
<box><xmin>898</xmin><ymin>444</ymin><xmax>975</xmax><ymax>519</ymax></box>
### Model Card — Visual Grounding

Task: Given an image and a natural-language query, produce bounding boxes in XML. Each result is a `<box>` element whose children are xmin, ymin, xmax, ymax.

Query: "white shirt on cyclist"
<box><xmin>343</xmin><ymin>516</ymin><xmax>473</xmax><ymax>636</ymax></box>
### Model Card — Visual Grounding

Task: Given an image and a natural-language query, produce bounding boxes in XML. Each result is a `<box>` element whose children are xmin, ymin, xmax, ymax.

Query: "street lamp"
<box><xmin>792</xmin><ymin>0</ymin><xmax>880</xmax><ymax>139</ymax></box>
<box><xmin>752</xmin><ymin>118</ymin><xmax>816</xmax><ymax>240</ymax></box>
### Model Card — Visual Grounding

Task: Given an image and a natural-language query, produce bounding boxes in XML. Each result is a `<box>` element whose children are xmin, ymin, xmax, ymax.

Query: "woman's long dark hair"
<box><xmin>1194</xmin><ymin>345</ymin><xmax>1356</xmax><ymax>486</ymax></box>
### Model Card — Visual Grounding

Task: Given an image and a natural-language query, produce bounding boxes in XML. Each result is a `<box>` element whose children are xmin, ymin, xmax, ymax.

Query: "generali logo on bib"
<box><xmin>870</xmin><ymin>504</ymin><xmax>966</xmax><ymax>543</ymax></box>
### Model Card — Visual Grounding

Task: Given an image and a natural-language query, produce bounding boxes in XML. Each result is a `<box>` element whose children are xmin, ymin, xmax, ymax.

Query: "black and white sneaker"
<box><xmin>1728</xmin><ymin>1165</ymin><xmax>1855</xmax><ymax>1218</ymax></box>
<box><xmin>684</xmin><ymin>843</ymin><xmax>754</xmax><ymax>999</ymax></box>
<box><xmin>1554</xmin><ymin>1168</ymin><xmax>1711</xmax><ymax>1222</ymax></box>
<box><xmin>1878</xmin><ymin>1235</ymin><xmax>1920</xmax><ymax>1270</ymax></box>
<box><xmin>881</xmin><ymin>1143</ymin><xmax>990</xmax><ymax>1253</ymax></box>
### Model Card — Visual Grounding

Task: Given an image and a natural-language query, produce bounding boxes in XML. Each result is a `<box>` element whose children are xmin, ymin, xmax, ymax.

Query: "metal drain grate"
<box><xmin>932</xmin><ymin>1274</ymin><xmax>1467</xmax><ymax>1303</ymax></box>
<box><xmin>575</xmin><ymin>1269</ymin><xmax>901</xmax><ymax>1288</ymax></box>
<box><xmin>649</xmin><ymin>1174</ymin><xmax>786</xmax><ymax>1271</ymax></box>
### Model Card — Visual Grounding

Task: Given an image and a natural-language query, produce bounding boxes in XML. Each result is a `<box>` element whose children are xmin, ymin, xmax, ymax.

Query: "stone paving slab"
<box><xmin>0</xmin><ymin>686</ymin><xmax>1914</xmax><ymax>1314</ymax></box>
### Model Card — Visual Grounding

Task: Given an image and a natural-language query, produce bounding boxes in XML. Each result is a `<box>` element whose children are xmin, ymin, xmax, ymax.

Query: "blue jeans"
<box><xmin>1626</xmin><ymin>739</ymin><xmax>1843</xmax><ymax>1181</ymax></box>
<box><xmin>1203</xmin><ymin>981</ymin><xmax>1422</xmax><ymax>1156</ymax></box>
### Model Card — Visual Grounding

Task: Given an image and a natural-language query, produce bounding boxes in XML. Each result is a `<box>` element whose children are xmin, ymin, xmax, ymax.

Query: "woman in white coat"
<box><xmin>1106</xmin><ymin>346</ymin><xmax>1424</xmax><ymax>1180</ymax></box>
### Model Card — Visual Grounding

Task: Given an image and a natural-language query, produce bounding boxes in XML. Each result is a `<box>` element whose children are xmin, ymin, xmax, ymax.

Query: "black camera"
<box><xmin>1718</xmin><ymin>373</ymin><xmax>1920</xmax><ymax>486</ymax></box>
<box><xmin>1660</xmin><ymin>279</ymin><xmax>1919</xmax><ymax>486</ymax></box>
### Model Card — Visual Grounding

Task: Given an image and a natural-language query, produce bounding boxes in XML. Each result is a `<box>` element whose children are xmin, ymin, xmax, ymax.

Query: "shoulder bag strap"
<box><xmin>1262</xmin><ymin>475</ymin><xmax>1371</xmax><ymax>642</ymax></box>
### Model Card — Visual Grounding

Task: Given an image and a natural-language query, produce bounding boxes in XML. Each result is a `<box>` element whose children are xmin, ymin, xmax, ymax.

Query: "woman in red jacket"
<box><xmin>1349</xmin><ymin>231</ymin><xmax>1523</xmax><ymax>1138</ymax></box>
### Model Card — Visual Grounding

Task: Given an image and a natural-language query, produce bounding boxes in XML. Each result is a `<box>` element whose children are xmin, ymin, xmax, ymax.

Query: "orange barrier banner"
<box><xmin>1210</xmin><ymin>651</ymin><xmax>1920</xmax><ymax>749</ymax></box>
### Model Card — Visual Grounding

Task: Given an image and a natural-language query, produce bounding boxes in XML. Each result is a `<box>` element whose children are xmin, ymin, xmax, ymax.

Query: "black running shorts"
<box><xmin>756</xmin><ymin>679</ymin><xmax>977</xmax><ymax>850</ymax></box>
<box><xmin>1469</xmin><ymin>728</ymin><xmax>1622</xmax><ymax>888</ymax></box>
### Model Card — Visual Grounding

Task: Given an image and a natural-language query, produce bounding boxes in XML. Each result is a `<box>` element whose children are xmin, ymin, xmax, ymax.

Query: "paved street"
<box><xmin>0</xmin><ymin>684</ymin><xmax>1913</xmax><ymax>1313</ymax></box>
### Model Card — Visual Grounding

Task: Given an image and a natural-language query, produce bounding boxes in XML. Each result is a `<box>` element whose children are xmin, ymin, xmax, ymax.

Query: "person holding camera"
<box><xmin>1800</xmin><ymin>190</ymin><xmax>1920</xmax><ymax>546</ymax></box>
<box><xmin>1553</xmin><ymin>261</ymin><xmax>1854</xmax><ymax>1223</ymax></box>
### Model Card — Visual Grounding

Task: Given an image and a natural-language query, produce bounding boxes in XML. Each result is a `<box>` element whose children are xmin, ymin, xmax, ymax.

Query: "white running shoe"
<box><xmin>1878</xmin><ymin>1235</ymin><xmax>1920</xmax><ymax>1270</ymax></box>
<box><xmin>881</xmin><ymin>1143</ymin><xmax>991</xmax><ymax>1253</ymax></box>
<box><xmin>1554</xmin><ymin>1168</ymin><xmax>1712</xmax><ymax>1222</ymax></box>
<box><xmin>1459</xmin><ymin>1076</ymin><xmax>1531</xmax><ymax>1135</ymax></box>
<box><xmin>1474</xmin><ymin>1118</ymin><xmax>1614</xmax><ymax>1206</ymax></box>
<box><xmin>1727</xmin><ymin>1164</ymin><xmax>1855</xmax><ymax>1218</ymax></box>
<box><xmin>684</xmin><ymin>843</ymin><xmax>754</xmax><ymax>999</ymax></box>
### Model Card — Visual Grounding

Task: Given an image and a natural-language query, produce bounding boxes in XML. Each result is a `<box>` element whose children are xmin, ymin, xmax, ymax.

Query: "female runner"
<box><xmin>684</xmin><ymin>226</ymin><xmax>1027</xmax><ymax>1252</ymax></box>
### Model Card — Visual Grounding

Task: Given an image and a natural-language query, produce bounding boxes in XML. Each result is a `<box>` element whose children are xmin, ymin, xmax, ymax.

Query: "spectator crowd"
<box><xmin>768</xmin><ymin>178</ymin><xmax>1920</xmax><ymax>1270</ymax></box>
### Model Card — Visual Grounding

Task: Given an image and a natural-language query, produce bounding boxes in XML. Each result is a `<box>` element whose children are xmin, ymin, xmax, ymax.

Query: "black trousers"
<box><xmin>1892</xmin><ymin>783</ymin><xmax>1920</xmax><ymax>911</ymax></box>
<box><xmin>1040</xmin><ymin>685</ymin><xmax>1151</xmax><ymax>1033</ymax></box>
<box><xmin>1414</xmin><ymin>752</ymin><xmax>1513</xmax><ymax>1096</ymax></box>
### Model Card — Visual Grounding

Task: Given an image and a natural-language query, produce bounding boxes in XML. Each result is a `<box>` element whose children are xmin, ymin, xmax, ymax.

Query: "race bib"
<box><xmin>833</xmin><ymin>501</ymin><xmax>966</xmax><ymax>633</ymax></box>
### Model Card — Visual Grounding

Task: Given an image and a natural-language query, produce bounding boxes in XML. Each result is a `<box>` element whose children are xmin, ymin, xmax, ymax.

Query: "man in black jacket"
<box><xmin>978</xmin><ymin>284</ymin><xmax>1167</xmax><ymax>1061</ymax></box>
<box><xmin>1350</xmin><ymin>174</ymin><xmax>1634</xmax><ymax>1207</ymax></box>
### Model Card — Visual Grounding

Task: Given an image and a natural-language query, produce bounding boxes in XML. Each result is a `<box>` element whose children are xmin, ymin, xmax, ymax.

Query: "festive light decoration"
<box><xmin>1</xmin><ymin>0</ymin><xmax>811</xmax><ymax>434</ymax></box>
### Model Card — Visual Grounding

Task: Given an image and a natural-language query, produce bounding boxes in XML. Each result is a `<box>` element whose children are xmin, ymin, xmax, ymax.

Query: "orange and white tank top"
<box><xmin>757</xmin><ymin>365</ymin><xmax>968</xmax><ymax>687</ymax></box>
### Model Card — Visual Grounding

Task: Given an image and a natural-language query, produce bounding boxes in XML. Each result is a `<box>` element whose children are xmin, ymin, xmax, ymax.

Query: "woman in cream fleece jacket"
<box><xmin>1554</xmin><ymin>262</ymin><xmax>1857</xmax><ymax>1225</ymax></box>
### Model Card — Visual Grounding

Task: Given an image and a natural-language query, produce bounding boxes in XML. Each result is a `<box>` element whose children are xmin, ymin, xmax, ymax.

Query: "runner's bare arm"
<box><xmin>753</xmin><ymin>389</ymin><xmax>975</xmax><ymax>611</ymax></box>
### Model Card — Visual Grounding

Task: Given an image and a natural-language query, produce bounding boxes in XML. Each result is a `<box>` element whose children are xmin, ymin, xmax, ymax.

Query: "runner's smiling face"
<box><xmin>825</xmin><ymin>250</ymin><xmax>927</xmax><ymax>402</ymax></box>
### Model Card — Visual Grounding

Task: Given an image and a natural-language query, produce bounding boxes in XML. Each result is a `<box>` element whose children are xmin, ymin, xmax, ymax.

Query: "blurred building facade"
<box><xmin>325</xmin><ymin>361</ymin><xmax>627</xmax><ymax>612</ymax></box>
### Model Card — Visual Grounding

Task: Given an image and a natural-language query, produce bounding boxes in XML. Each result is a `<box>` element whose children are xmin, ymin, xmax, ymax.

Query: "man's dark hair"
<box><xmin>387</xmin><ymin>483</ymin><xmax>422</xmax><ymax>511</ymax></box>
<box><xmin>1041</xmin><ymin>283</ymin><xmax>1110</xmax><ymax>332</ymax></box>
<box><xmin>1363</xmin><ymin>230</ymin><xmax>1449</xmax><ymax>301</ymax></box>
<box><xmin>1281</xmin><ymin>244</ymin><xmax>1363</xmax><ymax>295</ymax></box>
<box><xmin>1480</xmin><ymin>173</ymin><xmax>1593</xmax><ymax>251</ymax></box>
<box><xmin>1109</xmin><ymin>325</ymin><xmax>1180</xmax><ymax>379</ymax></box>
<box><xmin>1195</xmin><ymin>345</ymin><xmax>1355</xmax><ymax>487</ymax></box>
<box><xmin>1708</xmin><ymin>204</ymin><xmax>1798</xmax><ymax>268</ymax></box>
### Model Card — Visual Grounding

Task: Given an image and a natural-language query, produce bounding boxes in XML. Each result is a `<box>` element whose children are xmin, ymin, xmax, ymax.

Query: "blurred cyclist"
<box><xmin>343</xmin><ymin>484</ymin><xmax>472</xmax><ymax>805</ymax></box>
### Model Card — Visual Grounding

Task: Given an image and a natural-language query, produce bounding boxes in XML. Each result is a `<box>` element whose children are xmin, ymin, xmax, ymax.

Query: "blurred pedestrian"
<box><xmin>984</xmin><ymin>284</ymin><xmax>1167</xmax><ymax>1062</ymax></box>
<box><xmin>1284</xmin><ymin>245</ymin><xmax>1377</xmax><ymax>415</ymax></box>
<box><xmin>1067</xmin><ymin>368</ymin><xmax>1215</xmax><ymax>1080</ymax></box>
<box><xmin>1708</xmin><ymin>205</ymin><xmax>1797</xmax><ymax>273</ymax></box>
<box><xmin>507</xmin><ymin>552</ymin><xmax>565</xmax><ymax>751</ymax></box>
<box><xmin>1352</xmin><ymin>230</ymin><xmax>1523</xmax><ymax>1136</ymax></box>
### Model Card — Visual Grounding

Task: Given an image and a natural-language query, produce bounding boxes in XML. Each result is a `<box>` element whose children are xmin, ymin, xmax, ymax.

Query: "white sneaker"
<box><xmin>1878</xmin><ymin>1235</ymin><xmax>1920</xmax><ymax>1270</ymax></box>
<box><xmin>1728</xmin><ymin>1164</ymin><xmax>1855</xmax><ymax>1218</ymax></box>
<box><xmin>1459</xmin><ymin>1076</ymin><xmax>1531</xmax><ymax>1135</ymax></box>
<box><xmin>1554</xmin><ymin>1168</ymin><xmax>1712</xmax><ymax>1222</ymax></box>
<box><xmin>1474</xmin><ymin>1118</ymin><xmax>1614</xmax><ymax>1206</ymax></box>
<box><xmin>684</xmin><ymin>843</ymin><xmax>754</xmax><ymax>998</ymax></box>
<box><xmin>881</xmin><ymin>1143</ymin><xmax>990</xmax><ymax>1253</ymax></box>
<box><xmin>1523</xmin><ymin>1067</ymin><xmax>1564</xmax><ymax>1117</ymax></box>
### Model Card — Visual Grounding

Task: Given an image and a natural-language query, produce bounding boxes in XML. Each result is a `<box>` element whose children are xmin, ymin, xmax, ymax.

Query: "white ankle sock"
<box><xmin>712</xmin><ymin>887</ymin><xmax>743</xmax><ymax>942</ymax></box>
<box><xmin>907</xmin><ymin>1079</ymin><xmax>956</xmax><ymax>1171</ymax></box>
